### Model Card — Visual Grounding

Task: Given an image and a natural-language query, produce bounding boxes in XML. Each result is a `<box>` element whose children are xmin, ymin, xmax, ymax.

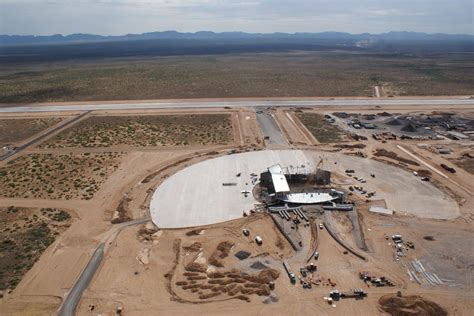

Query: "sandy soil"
<box><xmin>273</xmin><ymin>109</ymin><xmax>319</xmax><ymax>146</ymax></box>
<box><xmin>0</xmin><ymin>105</ymin><xmax>472</xmax><ymax>315</ymax></box>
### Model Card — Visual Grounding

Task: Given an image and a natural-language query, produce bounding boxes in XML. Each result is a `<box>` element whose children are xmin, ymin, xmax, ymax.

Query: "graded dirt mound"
<box><xmin>185</xmin><ymin>262</ymin><xmax>207</xmax><ymax>273</ymax></box>
<box><xmin>186</xmin><ymin>229</ymin><xmax>203</xmax><ymax>236</ymax></box>
<box><xmin>379</xmin><ymin>294</ymin><xmax>447</xmax><ymax>316</ymax></box>
<box><xmin>257</xmin><ymin>268</ymin><xmax>280</xmax><ymax>283</ymax></box>
<box><xmin>217</xmin><ymin>241</ymin><xmax>234</xmax><ymax>258</ymax></box>
<box><xmin>183</xmin><ymin>242</ymin><xmax>202</xmax><ymax>252</ymax></box>
<box><xmin>209</xmin><ymin>241</ymin><xmax>235</xmax><ymax>267</ymax></box>
<box><xmin>373</xmin><ymin>149</ymin><xmax>419</xmax><ymax>166</ymax></box>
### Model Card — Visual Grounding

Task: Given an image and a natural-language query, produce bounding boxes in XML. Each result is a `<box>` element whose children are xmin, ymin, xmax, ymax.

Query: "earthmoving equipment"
<box><xmin>330</xmin><ymin>289</ymin><xmax>367</xmax><ymax>300</ymax></box>
<box><xmin>255</xmin><ymin>236</ymin><xmax>263</xmax><ymax>245</ymax></box>
<box><xmin>300</xmin><ymin>268</ymin><xmax>308</xmax><ymax>277</ymax></box>
<box><xmin>307</xmin><ymin>263</ymin><xmax>317</xmax><ymax>272</ymax></box>
<box><xmin>360</xmin><ymin>272</ymin><xmax>394</xmax><ymax>287</ymax></box>
<box><xmin>391</xmin><ymin>234</ymin><xmax>403</xmax><ymax>243</ymax></box>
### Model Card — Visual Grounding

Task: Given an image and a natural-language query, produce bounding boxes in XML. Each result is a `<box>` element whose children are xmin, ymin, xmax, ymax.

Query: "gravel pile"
<box><xmin>234</xmin><ymin>250</ymin><xmax>251</xmax><ymax>260</ymax></box>
<box><xmin>387</xmin><ymin>118</ymin><xmax>403</xmax><ymax>126</ymax></box>
<box><xmin>401</xmin><ymin>123</ymin><xmax>418</xmax><ymax>132</ymax></box>
<box><xmin>250</xmin><ymin>261</ymin><xmax>268</xmax><ymax>270</ymax></box>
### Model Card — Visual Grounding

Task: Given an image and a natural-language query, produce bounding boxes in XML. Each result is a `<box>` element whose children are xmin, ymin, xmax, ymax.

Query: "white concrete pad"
<box><xmin>150</xmin><ymin>150</ymin><xmax>459</xmax><ymax>228</ymax></box>
<box><xmin>150</xmin><ymin>150</ymin><xmax>311</xmax><ymax>228</ymax></box>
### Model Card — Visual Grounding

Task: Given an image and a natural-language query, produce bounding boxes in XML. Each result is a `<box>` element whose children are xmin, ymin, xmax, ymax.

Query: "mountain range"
<box><xmin>1</xmin><ymin>31</ymin><xmax>473</xmax><ymax>46</ymax></box>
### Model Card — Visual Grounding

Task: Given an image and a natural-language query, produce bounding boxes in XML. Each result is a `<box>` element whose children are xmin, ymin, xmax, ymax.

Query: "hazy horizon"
<box><xmin>1</xmin><ymin>0</ymin><xmax>472</xmax><ymax>36</ymax></box>
<box><xmin>2</xmin><ymin>30</ymin><xmax>474</xmax><ymax>37</ymax></box>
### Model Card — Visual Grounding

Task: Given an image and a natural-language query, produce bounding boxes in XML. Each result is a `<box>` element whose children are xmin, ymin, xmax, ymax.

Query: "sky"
<box><xmin>1</xmin><ymin>0</ymin><xmax>473</xmax><ymax>36</ymax></box>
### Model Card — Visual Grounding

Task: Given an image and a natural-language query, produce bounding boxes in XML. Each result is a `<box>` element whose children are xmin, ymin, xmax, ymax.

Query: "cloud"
<box><xmin>0</xmin><ymin>0</ymin><xmax>472</xmax><ymax>35</ymax></box>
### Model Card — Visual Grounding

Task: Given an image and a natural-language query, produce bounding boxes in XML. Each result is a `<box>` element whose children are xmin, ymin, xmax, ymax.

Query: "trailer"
<box><xmin>283</xmin><ymin>261</ymin><xmax>296</xmax><ymax>283</ymax></box>
<box><xmin>330</xmin><ymin>289</ymin><xmax>367</xmax><ymax>300</ymax></box>
<box><xmin>322</xmin><ymin>204</ymin><xmax>354</xmax><ymax>211</ymax></box>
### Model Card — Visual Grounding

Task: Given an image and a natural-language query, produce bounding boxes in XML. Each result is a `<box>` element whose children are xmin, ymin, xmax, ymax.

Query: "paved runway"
<box><xmin>1</xmin><ymin>97</ymin><xmax>473</xmax><ymax>113</ymax></box>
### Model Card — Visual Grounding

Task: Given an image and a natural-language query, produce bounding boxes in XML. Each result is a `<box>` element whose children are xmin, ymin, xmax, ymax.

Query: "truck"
<box><xmin>283</xmin><ymin>261</ymin><xmax>296</xmax><ymax>283</ymax></box>
<box><xmin>330</xmin><ymin>289</ymin><xmax>367</xmax><ymax>300</ymax></box>
<box><xmin>440</xmin><ymin>164</ymin><xmax>456</xmax><ymax>173</ymax></box>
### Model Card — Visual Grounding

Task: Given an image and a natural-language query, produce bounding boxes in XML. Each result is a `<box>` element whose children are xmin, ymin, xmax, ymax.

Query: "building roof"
<box><xmin>268</xmin><ymin>164</ymin><xmax>290</xmax><ymax>193</ymax></box>
<box><xmin>282</xmin><ymin>192</ymin><xmax>336</xmax><ymax>204</ymax></box>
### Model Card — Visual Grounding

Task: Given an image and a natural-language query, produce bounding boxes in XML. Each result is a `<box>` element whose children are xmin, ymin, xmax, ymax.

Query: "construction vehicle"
<box><xmin>359</xmin><ymin>272</ymin><xmax>394</xmax><ymax>287</ymax></box>
<box><xmin>307</xmin><ymin>263</ymin><xmax>317</xmax><ymax>272</ymax></box>
<box><xmin>391</xmin><ymin>234</ymin><xmax>403</xmax><ymax>243</ymax></box>
<box><xmin>300</xmin><ymin>268</ymin><xmax>307</xmax><ymax>277</ymax></box>
<box><xmin>330</xmin><ymin>289</ymin><xmax>367</xmax><ymax>300</ymax></box>
<box><xmin>283</xmin><ymin>261</ymin><xmax>296</xmax><ymax>283</ymax></box>
<box><xmin>440</xmin><ymin>164</ymin><xmax>456</xmax><ymax>173</ymax></box>
<box><xmin>242</xmin><ymin>228</ymin><xmax>250</xmax><ymax>236</ymax></box>
<box><xmin>255</xmin><ymin>236</ymin><xmax>263</xmax><ymax>245</ymax></box>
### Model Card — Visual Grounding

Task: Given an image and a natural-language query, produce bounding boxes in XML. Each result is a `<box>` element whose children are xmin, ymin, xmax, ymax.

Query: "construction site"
<box><xmin>0</xmin><ymin>101</ymin><xmax>473</xmax><ymax>316</ymax></box>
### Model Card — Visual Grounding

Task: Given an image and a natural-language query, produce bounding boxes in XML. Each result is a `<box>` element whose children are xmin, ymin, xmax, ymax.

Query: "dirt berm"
<box><xmin>379</xmin><ymin>293</ymin><xmax>447</xmax><ymax>316</ymax></box>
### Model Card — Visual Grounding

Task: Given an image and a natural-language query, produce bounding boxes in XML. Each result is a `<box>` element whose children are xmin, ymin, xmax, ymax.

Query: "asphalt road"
<box><xmin>58</xmin><ymin>218</ymin><xmax>150</xmax><ymax>316</ymax></box>
<box><xmin>0</xmin><ymin>111</ymin><xmax>91</xmax><ymax>161</ymax></box>
<box><xmin>58</xmin><ymin>242</ymin><xmax>105</xmax><ymax>316</ymax></box>
<box><xmin>1</xmin><ymin>97</ymin><xmax>473</xmax><ymax>113</ymax></box>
